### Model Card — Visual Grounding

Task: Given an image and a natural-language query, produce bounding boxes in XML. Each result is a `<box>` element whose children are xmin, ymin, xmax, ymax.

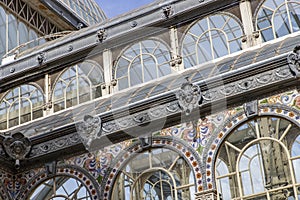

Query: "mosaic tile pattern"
<box><xmin>205</xmin><ymin>89</ymin><xmax>300</xmax><ymax>190</ymax></box>
<box><xmin>17</xmin><ymin>165</ymin><xmax>100</xmax><ymax>200</ymax></box>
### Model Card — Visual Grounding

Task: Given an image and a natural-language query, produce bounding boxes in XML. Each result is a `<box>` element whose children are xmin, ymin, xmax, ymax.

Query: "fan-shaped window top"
<box><xmin>112</xmin><ymin>147</ymin><xmax>196</xmax><ymax>200</ymax></box>
<box><xmin>216</xmin><ymin>116</ymin><xmax>300</xmax><ymax>200</ymax></box>
<box><xmin>256</xmin><ymin>0</ymin><xmax>300</xmax><ymax>42</ymax></box>
<box><xmin>53</xmin><ymin>61</ymin><xmax>103</xmax><ymax>112</ymax></box>
<box><xmin>182</xmin><ymin>14</ymin><xmax>243</xmax><ymax>68</ymax></box>
<box><xmin>29</xmin><ymin>176</ymin><xmax>92</xmax><ymax>200</ymax></box>
<box><xmin>0</xmin><ymin>84</ymin><xmax>44</xmax><ymax>130</ymax></box>
<box><xmin>115</xmin><ymin>40</ymin><xmax>172</xmax><ymax>90</ymax></box>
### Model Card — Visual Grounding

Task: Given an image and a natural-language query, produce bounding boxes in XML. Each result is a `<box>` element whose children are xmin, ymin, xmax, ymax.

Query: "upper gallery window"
<box><xmin>52</xmin><ymin>61</ymin><xmax>103</xmax><ymax>112</ymax></box>
<box><xmin>0</xmin><ymin>84</ymin><xmax>44</xmax><ymax>130</ymax></box>
<box><xmin>115</xmin><ymin>39</ymin><xmax>172</xmax><ymax>90</ymax></box>
<box><xmin>256</xmin><ymin>0</ymin><xmax>300</xmax><ymax>42</ymax></box>
<box><xmin>216</xmin><ymin>116</ymin><xmax>300</xmax><ymax>200</ymax></box>
<box><xmin>112</xmin><ymin>147</ymin><xmax>196</xmax><ymax>200</ymax></box>
<box><xmin>182</xmin><ymin>13</ymin><xmax>243</xmax><ymax>68</ymax></box>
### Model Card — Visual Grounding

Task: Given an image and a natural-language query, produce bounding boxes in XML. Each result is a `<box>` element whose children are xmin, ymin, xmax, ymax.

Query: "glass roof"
<box><xmin>58</xmin><ymin>0</ymin><xmax>107</xmax><ymax>25</ymax></box>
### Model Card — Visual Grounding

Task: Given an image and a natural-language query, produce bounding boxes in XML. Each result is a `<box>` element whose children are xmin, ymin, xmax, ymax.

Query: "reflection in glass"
<box><xmin>256</xmin><ymin>0</ymin><xmax>300</xmax><ymax>42</ymax></box>
<box><xmin>115</xmin><ymin>40</ymin><xmax>172</xmax><ymax>90</ymax></box>
<box><xmin>216</xmin><ymin>116</ymin><xmax>300</xmax><ymax>199</ymax></box>
<box><xmin>112</xmin><ymin>147</ymin><xmax>196</xmax><ymax>200</ymax></box>
<box><xmin>182</xmin><ymin>14</ymin><xmax>243</xmax><ymax>68</ymax></box>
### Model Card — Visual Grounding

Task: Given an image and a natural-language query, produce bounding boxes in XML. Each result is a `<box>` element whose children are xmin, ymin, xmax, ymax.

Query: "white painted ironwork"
<box><xmin>256</xmin><ymin>0</ymin><xmax>300</xmax><ymax>42</ymax></box>
<box><xmin>182</xmin><ymin>13</ymin><xmax>243</xmax><ymax>69</ymax></box>
<box><xmin>216</xmin><ymin>116</ymin><xmax>300</xmax><ymax>200</ymax></box>
<box><xmin>115</xmin><ymin>39</ymin><xmax>172</xmax><ymax>90</ymax></box>
<box><xmin>0</xmin><ymin>84</ymin><xmax>44</xmax><ymax>130</ymax></box>
<box><xmin>52</xmin><ymin>61</ymin><xmax>104</xmax><ymax>112</ymax></box>
<box><xmin>112</xmin><ymin>148</ymin><xmax>196</xmax><ymax>200</ymax></box>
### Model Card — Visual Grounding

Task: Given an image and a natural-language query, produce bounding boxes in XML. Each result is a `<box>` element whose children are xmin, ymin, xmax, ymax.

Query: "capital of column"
<box><xmin>195</xmin><ymin>189</ymin><xmax>218</xmax><ymax>200</ymax></box>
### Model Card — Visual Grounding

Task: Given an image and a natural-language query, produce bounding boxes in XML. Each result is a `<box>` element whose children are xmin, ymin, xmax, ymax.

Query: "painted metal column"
<box><xmin>169</xmin><ymin>26</ymin><xmax>183</xmax><ymax>71</ymax></box>
<box><xmin>240</xmin><ymin>0</ymin><xmax>261</xmax><ymax>48</ymax></box>
<box><xmin>102</xmin><ymin>49</ymin><xmax>114</xmax><ymax>95</ymax></box>
<box><xmin>43</xmin><ymin>74</ymin><xmax>53</xmax><ymax>115</ymax></box>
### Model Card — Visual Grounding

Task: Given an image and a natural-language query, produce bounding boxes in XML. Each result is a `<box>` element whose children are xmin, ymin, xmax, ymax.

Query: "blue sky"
<box><xmin>95</xmin><ymin>0</ymin><xmax>154</xmax><ymax>18</ymax></box>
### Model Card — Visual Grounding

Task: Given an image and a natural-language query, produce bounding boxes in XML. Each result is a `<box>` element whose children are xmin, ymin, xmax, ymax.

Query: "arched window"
<box><xmin>256</xmin><ymin>0</ymin><xmax>300</xmax><ymax>42</ymax></box>
<box><xmin>216</xmin><ymin>116</ymin><xmax>300</xmax><ymax>199</ymax></box>
<box><xmin>0</xmin><ymin>84</ymin><xmax>44</xmax><ymax>130</ymax></box>
<box><xmin>182</xmin><ymin>14</ymin><xmax>243</xmax><ymax>68</ymax></box>
<box><xmin>112</xmin><ymin>147</ymin><xmax>196</xmax><ymax>200</ymax></box>
<box><xmin>52</xmin><ymin>61</ymin><xmax>103</xmax><ymax>112</ymax></box>
<box><xmin>115</xmin><ymin>39</ymin><xmax>172</xmax><ymax>90</ymax></box>
<box><xmin>29</xmin><ymin>176</ymin><xmax>92</xmax><ymax>200</ymax></box>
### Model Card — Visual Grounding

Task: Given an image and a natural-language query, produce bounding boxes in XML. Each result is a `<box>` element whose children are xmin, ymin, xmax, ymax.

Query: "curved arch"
<box><xmin>114</xmin><ymin>39</ymin><xmax>172</xmax><ymax>90</ymax></box>
<box><xmin>181</xmin><ymin>12</ymin><xmax>243</xmax><ymax>69</ymax></box>
<box><xmin>206</xmin><ymin>104</ymin><xmax>300</xmax><ymax>198</ymax></box>
<box><xmin>235</xmin><ymin>137</ymin><xmax>296</xmax><ymax>198</ymax></box>
<box><xmin>17</xmin><ymin>165</ymin><xmax>101</xmax><ymax>200</ymax></box>
<box><xmin>255</xmin><ymin>0</ymin><xmax>300</xmax><ymax>42</ymax></box>
<box><xmin>0</xmin><ymin>84</ymin><xmax>45</xmax><ymax>130</ymax></box>
<box><xmin>130</xmin><ymin>167</ymin><xmax>178</xmax><ymax>199</ymax></box>
<box><xmin>51</xmin><ymin>60</ymin><xmax>103</xmax><ymax>112</ymax></box>
<box><xmin>101</xmin><ymin>136</ymin><xmax>203</xmax><ymax>200</ymax></box>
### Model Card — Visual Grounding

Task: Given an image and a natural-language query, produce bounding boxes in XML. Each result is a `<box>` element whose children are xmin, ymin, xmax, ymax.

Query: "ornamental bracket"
<box><xmin>176</xmin><ymin>78</ymin><xmax>202</xmax><ymax>115</ymax></box>
<box><xmin>3</xmin><ymin>132</ymin><xmax>31</xmax><ymax>169</ymax></box>
<box><xmin>96</xmin><ymin>28</ymin><xmax>107</xmax><ymax>43</ymax></box>
<box><xmin>243</xmin><ymin>100</ymin><xmax>258</xmax><ymax>118</ymax></box>
<box><xmin>287</xmin><ymin>45</ymin><xmax>300</xmax><ymax>77</ymax></box>
<box><xmin>162</xmin><ymin>5</ymin><xmax>173</xmax><ymax>18</ymax></box>
<box><xmin>77</xmin><ymin>115</ymin><xmax>102</xmax><ymax>149</ymax></box>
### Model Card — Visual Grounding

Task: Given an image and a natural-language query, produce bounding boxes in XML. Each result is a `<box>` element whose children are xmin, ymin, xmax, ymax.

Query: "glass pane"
<box><xmin>289</xmin><ymin>3</ymin><xmax>300</xmax><ymax>33</ymax></box>
<box><xmin>0</xmin><ymin>7</ymin><xmax>6</xmax><ymax>59</ymax></box>
<box><xmin>130</xmin><ymin>57</ymin><xmax>143</xmax><ymax>86</ymax></box>
<box><xmin>143</xmin><ymin>54</ymin><xmax>157</xmax><ymax>82</ymax></box>
<box><xmin>273</xmin><ymin>5</ymin><xmax>291</xmax><ymax>37</ymax></box>
<box><xmin>8</xmin><ymin>14</ymin><xmax>17</xmax><ymax>52</ymax></box>
<box><xmin>197</xmin><ymin>32</ymin><xmax>212</xmax><ymax>62</ymax></box>
<box><xmin>211</xmin><ymin>30</ymin><xmax>228</xmax><ymax>58</ymax></box>
<box><xmin>115</xmin><ymin>40</ymin><xmax>171</xmax><ymax>90</ymax></box>
<box><xmin>183</xmin><ymin>14</ymin><xmax>242</xmax><ymax>68</ymax></box>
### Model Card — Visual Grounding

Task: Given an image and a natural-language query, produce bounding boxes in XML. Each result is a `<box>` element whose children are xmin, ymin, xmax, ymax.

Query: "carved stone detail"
<box><xmin>3</xmin><ymin>132</ymin><xmax>31</xmax><ymax>169</ymax></box>
<box><xmin>77</xmin><ymin>115</ymin><xmax>102</xmax><ymax>148</ymax></box>
<box><xmin>97</xmin><ymin>28</ymin><xmax>107</xmax><ymax>42</ymax></box>
<box><xmin>176</xmin><ymin>79</ymin><xmax>202</xmax><ymax>115</ymax></box>
<box><xmin>195</xmin><ymin>190</ymin><xmax>217</xmax><ymax>200</ymax></box>
<box><xmin>42</xmin><ymin>101</ymin><xmax>52</xmax><ymax>111</ymax></box>
<box><xmin>98</xmin><ymin>65</ymin><xmax>293</xmax><ymax>135</ymax></box>
<box><xmin>30</xmin><ymin>133</ymin><xmax>81</xmax><ymax>158</ymax></box>
<box><xmin>37</xmin><ymin>52</ymin><xmax>46</xmax><ymax>64</ymax></box>
<box><xmin>170</xmin><ymin>55</ymin><xmax>182</xmax><ymax>67</ymax></box>
<box><xmin>162</xmin><ymin>5</ymin><xmax>173</xmax><ymax>18</ymax></box>
<box><xmin>288</xmin><ymin>45</ymin><xmax>300</xmax><ymax>77</ymax></box>
<box><xmin>202</xmin><ymin>65</ymin><xmax>293</xmax><ymax>104</ymax></box>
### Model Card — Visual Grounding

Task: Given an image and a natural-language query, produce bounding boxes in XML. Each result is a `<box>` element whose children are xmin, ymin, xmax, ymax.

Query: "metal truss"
<box><xmin>0</xmin><ymin>0</ymin><xmax>60</xmax><ymax>36</ymax></box>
